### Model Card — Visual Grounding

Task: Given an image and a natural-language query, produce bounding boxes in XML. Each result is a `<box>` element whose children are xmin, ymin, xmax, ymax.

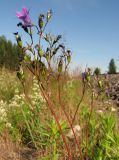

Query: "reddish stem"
<box><xmin>57</xmin><ymin>76</ymin><xmax>84</xmax><ymax>160</ymax></box>
<box><xmin>71</xmin><ymin>83</ymin><xmax>86</xmax><ymax>125</ymax></box>
<box><xmin>39</xmin><ymin>82</ymin><xmax>72</xmax><ymax>160</ymax></box>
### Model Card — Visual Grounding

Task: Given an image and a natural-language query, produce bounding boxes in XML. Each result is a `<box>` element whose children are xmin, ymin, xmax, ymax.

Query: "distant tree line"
<box><xmin>94</xmin><ymin>67</ymin><xmax>101</xmax><ymax>76</ymax></box>
<box><xmin>93</xmin><ymin>58</ymin><xmax>117</xmax><ymax>75</ymax></box>
<box><xmin>0</xmin><ymin>35</ymin><xmax>22</xmax><ymax>70</ymax></box>
<box><xmin>108</xmin><ymin>58</ymin><xmax>117</xmax><ymax>74</ymax></box>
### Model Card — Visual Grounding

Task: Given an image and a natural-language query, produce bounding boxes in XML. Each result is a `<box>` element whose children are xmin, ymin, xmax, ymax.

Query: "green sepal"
<box><xmin>17</xmin><ymin>71</ymin><xmax>24</xmax><ymax>80</ymax></box>
<box><xmin>44</xmin><ymin>34</ymin><xmax>49</xmax><ymax>42</ymax></box>
<box><xmin>17</xmin><ymin>40</ymin><xmax>22</xmax><ymax>48</ymax></box>
<box><xmin>38</xmin><ymin>16</ymin><xmax>44</xmax><ymax>29</ymax></box>
<box><xmin>98</xmin><ymin>80</ymin><xmax>103</xmax><ymax>88</ymax></box>
<box><xmin>45</xmin><ymin>53</ymin><xmax>50</xmax><ymax>61</ymax></box>
<box><xmin>16</xmin><ymin>34</ymin><xmax>22</xmax><ymax>48</ymax></box>
<box><xmin>38</xmin><ymin>49</ymin><xmax>44</xmax><ymax>57</ymax></box>
<box><xmin>24</xmin><ymin>55</ymin><xmax>31</xmax><ymax>62</ymax></box>
<box><xmin>67</xmin><ymin>54</ymin><xmax>71</xmax><ymax>64</ymax></box>
<box><xmin>86</xmin><ymin>73</ymin><xmax>91</xmax><ymax>82</ymax></box>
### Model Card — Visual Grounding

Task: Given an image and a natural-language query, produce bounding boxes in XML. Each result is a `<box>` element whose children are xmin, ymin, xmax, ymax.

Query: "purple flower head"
<box><xmin>16</xmin><ymin>7</ymin><xmax>32</xmax><ymax>27</ymax></box>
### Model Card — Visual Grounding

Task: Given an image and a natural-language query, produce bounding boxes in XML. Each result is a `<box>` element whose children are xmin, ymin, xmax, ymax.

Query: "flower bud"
<box><xmin>45</xmin><ymin>53</ymin><xmax>50</xmax><ymax>61</ymax></box>
<box><xmin>85</xmin><ymin>72</ymin><xmax>90</xmax><ymax>82</ymax></box>
<box><xmin>44</xmin><ymin>34</ymin><xmax>49</xmax><ymax>42</ymax></box>
<box><xmin>38</xmin><ymin>49</ymin><xmax>44</xmax><ymax>57</ymax></box>
<box><xmin>67</xmin><ymin>50</ymin><xmax>71</xmax><ymax>64</ymax></box>
<box><xmin>53</xmin><ymin>35</ymin><xmax>62</xmax><ymax>46</ymax></box>
<box><xmin>24</xmin><ymin>55</ymin><xmax>31</xmax><ymax>61</ymax></box>
<box><xmin>39</xmin><ymin>61</ymin><xmax>46</xmax><ymax>76</ymax></box>
<box><xmin>47</xmin><ymin>10</ymin><xmax>52</xmax><ymax>22</ymax></box>
<box><xmin>98</xmin><ymin>80</ymin><xmax>103</xmax><ymax>89</ymax></box>
<box><xmin>17</xmin><ymin>70</ymin><xmax>24</xmax><ymax>80</ymax></box>
<box><xmin>52</xmin><ymin>46</ymin><xmax>59</xmax><ymax>56</ymax></box>
<box><xmin>14</xmin><ymin>32</ymin><xmax>22</xmax><ymax>48</ymax></box>
<box><xmin>58</xmin><ymin>59</ymin><xmax>63</xmax><ymax>73</ymax></box>
<box><xmin>38</xmin><ymin>14</ymin><xmax>44</xmax><ymax>29</ymax></box>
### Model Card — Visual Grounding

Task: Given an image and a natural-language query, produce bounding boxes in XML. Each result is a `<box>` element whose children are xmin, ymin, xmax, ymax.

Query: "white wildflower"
<box><xmin>96</xmin><ymin>110</ymin><xmax>103</xmax><ymax>114</ymax></box>
<box><xmin>67</xmin><ymin>125</ymin><xmax>81</xmax><ymax>140</ymax></box>
<box><xmin>111</xmin><ymin>107</ymin><xmax>116</xmax><ymax>112</ymax></box>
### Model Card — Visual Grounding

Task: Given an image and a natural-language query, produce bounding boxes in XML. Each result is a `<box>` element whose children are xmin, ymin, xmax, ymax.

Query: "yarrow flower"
<box><xmin>16</xmin><ymin>7</ymin><xmax>32</xmax><ymax>27</ymax></box>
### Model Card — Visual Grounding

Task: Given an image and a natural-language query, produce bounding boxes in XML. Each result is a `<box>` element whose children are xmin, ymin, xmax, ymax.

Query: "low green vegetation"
<box><xmin>0</xmin><ymin>69</ymin><xmax>119</xmax><ymax>159</ymax></box>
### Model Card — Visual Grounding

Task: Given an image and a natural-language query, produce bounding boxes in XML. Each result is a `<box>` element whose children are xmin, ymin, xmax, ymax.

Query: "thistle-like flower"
<box><xmin>16</xmin><ymin>7</ymin><xmax>32</xmax><ymax>27</ymax></box>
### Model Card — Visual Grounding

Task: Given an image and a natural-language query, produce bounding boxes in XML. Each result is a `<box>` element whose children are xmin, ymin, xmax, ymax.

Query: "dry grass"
<box><xmin>0</xmin><ymin>130</ymin><xmax>43</xmax><ymax>160</ymax></box>
<box><xmin>0</xmin><ymin>129</ymin><xmax>21</xmax><ymax>160</ymax></box>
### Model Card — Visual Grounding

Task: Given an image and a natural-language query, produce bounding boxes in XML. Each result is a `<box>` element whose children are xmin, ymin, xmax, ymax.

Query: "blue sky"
<box><xmin>0</xmin><ymin>0</ymin><xmax>119</xmax><ymax>72</ymax></box>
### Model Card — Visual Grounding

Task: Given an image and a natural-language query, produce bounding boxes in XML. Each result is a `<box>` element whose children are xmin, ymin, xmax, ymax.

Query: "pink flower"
<box><xmin>16</xmin><ymin>7</ymin><xmax>32</xmax><ymax>27</ymax></box>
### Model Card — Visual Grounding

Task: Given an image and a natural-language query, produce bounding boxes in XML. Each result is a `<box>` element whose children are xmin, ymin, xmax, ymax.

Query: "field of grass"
<box><xmin>0</xmin><ymin>68</ymin><xmax>119</xmax><ymax>160</ymax></box>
